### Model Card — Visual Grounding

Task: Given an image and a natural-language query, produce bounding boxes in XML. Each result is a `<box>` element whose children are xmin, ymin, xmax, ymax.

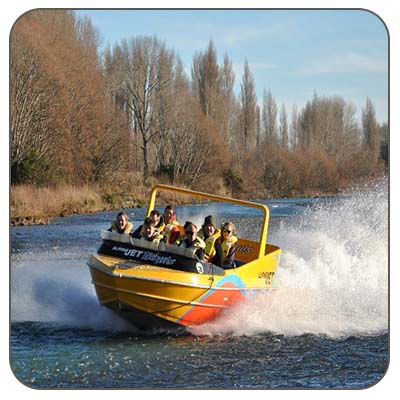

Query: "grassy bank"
<box><xmin>10</xmin><ymin>184</ymin><xmax>148</xmax><ymax>225</ymax></box>
<box><xmin>9</xmin><ymin>182</ymin><xmax>325</xmax><ymax>226</ymax></box>
<box><xmin>10</xmin><ymin>174</ymin><xmax>384</xmax><ymax>226</ymax></box>
<box><xmin>10</xmin><ymin>180</ymin><xmax>208</xmax><ymax>225</ymax></box>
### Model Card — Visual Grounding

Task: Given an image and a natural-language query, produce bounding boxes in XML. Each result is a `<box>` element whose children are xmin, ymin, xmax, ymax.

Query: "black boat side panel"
<box><xmin>98</xmin><ymin>240</ymin><xmax>225</xmax><ymax>276</ymax></box>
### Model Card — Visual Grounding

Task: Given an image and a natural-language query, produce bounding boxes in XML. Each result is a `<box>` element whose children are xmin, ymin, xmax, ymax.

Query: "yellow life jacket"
<box><xmin>221</xmin><ymin>235</ymin><xmax>238</xmax><ymax>259</ymax></box>
<box><xmin>139</xmin><ymin>220</ymin><xmax>165</xmax><ymax>237</ymax></box>
<box><xmin>110</xmin><ymin>220</ymin><xmax>133</xmax><ymax>235</ymax></box>
<box><xmin>203</xmin><ymin>229</ymin><xmax>221</xmax><ymax>261</ymax></box>
<box><xmin>155</xmin><ymin>221</ymin><xmax>165</xmax><ymax>235</ymax></box>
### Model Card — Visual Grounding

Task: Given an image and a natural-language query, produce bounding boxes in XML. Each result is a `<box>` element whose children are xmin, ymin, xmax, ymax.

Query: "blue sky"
<box><xmin>76</xmin><ymin>9</ymin><xmax>388</xmax><ymax>124</ymax></box>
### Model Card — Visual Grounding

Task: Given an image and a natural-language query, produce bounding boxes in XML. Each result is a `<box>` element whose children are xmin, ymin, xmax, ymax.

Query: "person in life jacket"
<box><xmin>198</xmin><ymin>215</ymin><xmax>221</xmax><ymax>262</ymax></box>
<box><xmin>139</xmin><ymin>217</ymin><xmax>163</xmax><ymax>244</ymax></box>
<box><xmin>213</xmin><ymin>221</ymin><xmax>238</xmax><ymax>269</ymax></box>
<box><xmin>149</xmin><ymin>209</ymin><xmax>165</xmax><ymax>235</ymax></box>
<box><xmin>179</xmin><ymin>221</ymin><xmax>206</xmax><ymax>260</ymax></box>
<box><xmin>109</xmin><ymin>212</ymin><xmax>133</xmax><ymax>235</ymax></box>
<box><xmin>161</xmin><ymin>205</ymin><xmax>183</xmax><ymax>244</ymax></box>
<box><xmin>131</xmin><ymin>209</ymin><xmax>165</xmax><ymax>239</ymax></box>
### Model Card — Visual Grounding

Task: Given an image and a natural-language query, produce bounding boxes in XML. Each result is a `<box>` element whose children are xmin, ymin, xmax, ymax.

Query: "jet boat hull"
<box><xmin>87</xmin><ymin>184</ymin><xmax>281</xmax><ymax>330</ymax></box>
<box><xmin>88</xmin><ymin>253</ymin><xmax>258</xmax><ymax>329</ymax></box>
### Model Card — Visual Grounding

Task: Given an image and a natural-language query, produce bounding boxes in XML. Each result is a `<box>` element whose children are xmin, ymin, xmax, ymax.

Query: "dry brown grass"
<box><xmin>10</xmin><ymin>179</ymin><xmax>203</xmax><ymax>223</ymax></box>
<box><xmin>11</xmin><ymin>184</ymin><xmax>104</xmax><ymax>219</ymax></box>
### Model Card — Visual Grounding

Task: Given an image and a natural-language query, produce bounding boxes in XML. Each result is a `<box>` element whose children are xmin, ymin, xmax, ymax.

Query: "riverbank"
<box><xmin>10</xmin><ymin>176</ymin><xmax>384</xmax><ymax>226</ymax></box>
<box><xmin>10</xmin><ymin>183</ymin><xmax>147</xmax><ymax>226</ymax></box>
<box><xmin>10</xmin><ymin>182</ymin><xmax>210</xmax><ymax>226</ymax></box>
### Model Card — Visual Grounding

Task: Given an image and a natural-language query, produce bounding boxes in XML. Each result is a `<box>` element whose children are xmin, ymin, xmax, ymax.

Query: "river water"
<box><xmin>10</xmin><ymin>182</ymin><xmax>389</xmax><ymax>389</ymax></box>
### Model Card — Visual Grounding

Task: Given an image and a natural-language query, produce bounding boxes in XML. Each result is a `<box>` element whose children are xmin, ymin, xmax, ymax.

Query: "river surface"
<box><xmin>10</xmin><ymin>183</ymin><xmax>389</xmax><ymax>389</ymax></box>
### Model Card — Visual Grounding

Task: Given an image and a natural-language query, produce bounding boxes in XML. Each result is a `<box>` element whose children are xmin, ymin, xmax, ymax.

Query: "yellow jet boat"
<box><xmin>87</xmin><ymin>185</ymin><xmax>281</xmax><ymax>330</ymax></box>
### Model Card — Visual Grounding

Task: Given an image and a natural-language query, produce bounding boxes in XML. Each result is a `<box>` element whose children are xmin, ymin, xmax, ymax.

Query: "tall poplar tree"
<box><xmin>262</xmin><ymin>88</ymin><xmax>278</xmax><ymax>144</ymax></box>
<box><xmin>240</xmin><ymin>59</ymin><xmax>257</xmax><ymax>149</ymax></box>
<box><xmin>191</xmin><ymin>40</ymin><xmax>220</xmax><ymax>119</ymax></box>
<box><xmin>118</xmin><ymin>35</ymin><xmax>173</xmax><ymax>180</ymax></box>
<box><xmin>362</xmin><ymin>97</ymin><xmax>381</xmax><ymax>167</ymax></box>
<box><xmin>279</xmin><ymin>103</ymin><xmax>288</xmax><ymax>147</ymax></box>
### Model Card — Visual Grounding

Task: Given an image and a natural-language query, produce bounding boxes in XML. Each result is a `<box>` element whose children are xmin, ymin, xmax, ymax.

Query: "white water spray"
<box><xmin>11</xmin><ymin>259</ymin><xmax>133</xmax><ymax>331</ymax></box>
<box><xmin>191</xmin><ymin>181</ymin><xmax>388</xmax><ymax>338</ymax></box>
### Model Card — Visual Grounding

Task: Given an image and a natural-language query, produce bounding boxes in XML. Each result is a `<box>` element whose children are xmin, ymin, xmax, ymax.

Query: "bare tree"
<box><xmin>262</xmin><ymin>88</ymin><xmax>278</xmax><ymax>144</ymax></box>
<box><xmin>279</xmin><ymin>103</ymin><xmax>288</xmax><ymax>148</ymax></box>
<box><xmin>362</xmin><ymin>97</ymin><xmax>381</xmax><ymax>166</ymax></box>
<box><xmin>118</xmin><ymin>35</ymin><xmax>173</xmax><ymax>180</ymax></box>
<box><xmin>220</xmin><ymin>53</ymin><xmax>236</xmax><ymax>144</ymax></box>
<box><xmin>255</xmin><ymin>105</ymin><xmax>261</xmax><ymax>146</ymax></box>
<box><xmin>11</xmin><ymin>10</ymin><xmax>130</xmax><ymax>184</ymax></box>
<box><xmin>290</xmin><ymin>104</ymin><xmax>300</xmax><ymax>149</ymax></box>
<box><xmin>191</xmin><ymin>40</ymin><xmax>221</xmax><ymax>119</ymax></box>
<box><xmin>162</xmin><ymin>90</ymin><xmax>226</xmax><ymax>185</ymax></box>
<box><xmin>297</xmin><ymin>93</ymin><xmax>361</xmax><ymax>165</ymax></box>
<box><xmin>240</xmin><ymin>59</ymin><xmax>257</xmax><ymax>149</ymax></box>
<box><xmin>151</xmin><ymin>46</ymin><xmax>177</xmax><ymax>177</ymax></box>
<box><xmin>11</xmin><ymin>34</ymin><xmax>61</xmax><ymax>183</ymax></box>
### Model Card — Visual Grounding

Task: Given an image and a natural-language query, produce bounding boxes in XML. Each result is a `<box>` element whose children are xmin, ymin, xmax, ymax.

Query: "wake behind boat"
<box><xmin>87</xmin><ymin>185</ymin><xmax>281</xmax><ymax>330</ymax></box>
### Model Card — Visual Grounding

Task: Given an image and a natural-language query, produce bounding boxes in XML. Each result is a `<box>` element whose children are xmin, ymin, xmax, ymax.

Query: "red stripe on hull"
<box><xmin>178</xmin><ymin>283</ymin><xmax>246</xmax><ymax>326</ymax></box>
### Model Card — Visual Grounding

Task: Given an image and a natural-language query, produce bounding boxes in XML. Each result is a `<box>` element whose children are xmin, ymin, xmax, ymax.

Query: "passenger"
<box><xmin>108</xmin><ymin>212</ymin><xmax>133</xmax><ymax>235</ymax></box>
<box><xmin>179</xmin><ymin>221</ymin><xmax>206</xmax><ymax>260</ymax></box>
<box><xmin>198</xmin><ymin>215</ymin><xmax>221</xmax><ymax>262</ymax></box>
<box><xmin>139</xmin><ymin>217</ymin><xmax>163</xmax><ymax>244</ymax></box>
<box><xmin>131</xmin><ymin>209</ymin><xmax>165</xmax><ymax>239</ymax></box>
<box><xmin>213</xmin><ymin>221</ymin><xmax>238</xmax><ymax>269</ymax></box>
<box><xmin>161</xmin><ymin>205</ymin><xmax>183</xmax><ymax>245</ymax></box>
<box><xmin>150</xmin><ymin>209</ymin><xmax>165</xmax><ymax>235</ymax></box>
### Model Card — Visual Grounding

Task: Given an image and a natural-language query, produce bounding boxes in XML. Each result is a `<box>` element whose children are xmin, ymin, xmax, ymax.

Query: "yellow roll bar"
<box><xmin>146</xmin><ymin>184</ymin><xmax>270</xmax><ymax>260</ymax></box>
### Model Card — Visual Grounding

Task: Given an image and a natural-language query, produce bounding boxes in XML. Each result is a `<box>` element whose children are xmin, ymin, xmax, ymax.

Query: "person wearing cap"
<box><xmin>198</xmin><ymin>215</ymin><xmax>221</xmax><ymax>262</ymax></box>
<box><xmin>108</xmin><ymin>212</ymin><xmax>133</xmax><ymax>235</ymax></box>
<box><xmin>179</xmin><ymin>221</ymin><xmax>206</xmax><ymax>260</ymax></box>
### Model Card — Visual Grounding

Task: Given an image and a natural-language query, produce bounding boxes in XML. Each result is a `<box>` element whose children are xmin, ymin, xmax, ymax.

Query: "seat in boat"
<box><xmin>100</xmin><ymin>229</ymin><xmax>198</xmax><ymax>260</ymax></box>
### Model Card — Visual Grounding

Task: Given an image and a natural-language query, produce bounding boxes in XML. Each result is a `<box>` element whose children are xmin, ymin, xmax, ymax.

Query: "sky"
<box><xmin>76</xmin><ymin>9</ymin><xmax>388</xmax><ymax>124</ymax></box>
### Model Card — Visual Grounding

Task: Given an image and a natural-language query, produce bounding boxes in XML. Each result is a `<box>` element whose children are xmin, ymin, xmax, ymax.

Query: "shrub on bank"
<box><xmin>262</xmin><ymin>146</ymin><xmax>300</xmax><ymax>197</ymax></box>
<box><xmin>293</xmin><ymin>146</ymin><xmax>341</xmax><ymax>192</ymax></box>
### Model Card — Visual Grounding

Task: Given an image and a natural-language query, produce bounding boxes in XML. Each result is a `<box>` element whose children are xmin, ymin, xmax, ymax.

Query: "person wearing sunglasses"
<box><xmin>213</xmin><ymin>221</ymin><xmax>238</xmax><ymax>269</ymax></box>
<box><xmin>179</xmin><ymin>221</ymin><xmax>206</xmax><ymax>260</ymax></box>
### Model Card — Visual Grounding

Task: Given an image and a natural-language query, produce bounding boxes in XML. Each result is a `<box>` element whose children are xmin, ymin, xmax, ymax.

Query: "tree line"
<box><xmin>10</xmin><ymin>10</ymin><xmax>388</xmax><ymax>198</ymax></box>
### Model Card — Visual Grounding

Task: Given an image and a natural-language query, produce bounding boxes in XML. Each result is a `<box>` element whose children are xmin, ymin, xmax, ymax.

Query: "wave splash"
<box><xmin>11</xmin><ymin>259</ymin><xmax>133</xmax><ymax>331</ymax></box>
<box><xmin>191</xmin><ymin>181</ymin><xmax>388</xmax><ymax>338</ymax></box>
